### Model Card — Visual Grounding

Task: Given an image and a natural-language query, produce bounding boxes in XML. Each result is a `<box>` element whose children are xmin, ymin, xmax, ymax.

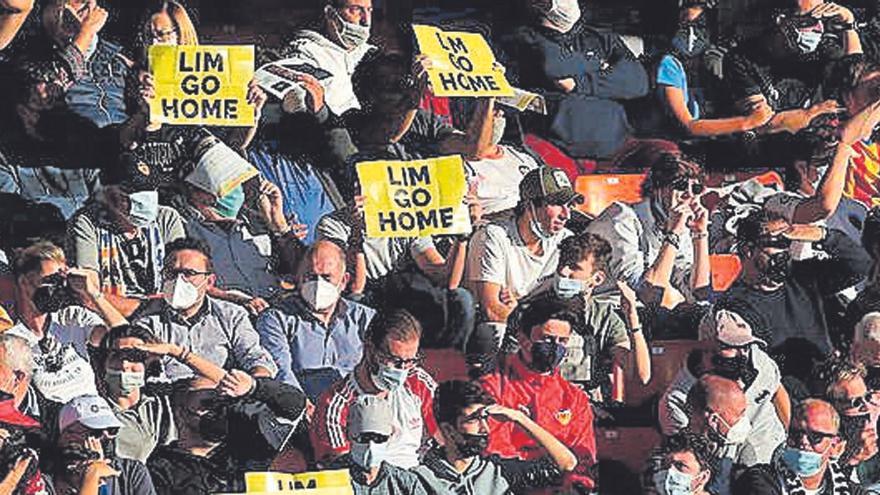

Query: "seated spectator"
<box><xmin>311</xmin><ymin>309</ymin><xmax>436</xmax><ymax>469</ymax></box>
<box><xmin>723</xmin><ymin>206</ymin><xmax>871</xmax><ymax>353</ymax></box>
<box><xmin>733</xmin><ymin>399</ymin><xmax>862</xmax><ymax>495</ymax></box>
<box><xmin>660</xmin><ymin>305</ymin><xmax>788</xmax><ymax>469</ymax></box>
<box><xmin>7</xmin><ymin>242</ymin><xmax>127</xmax><ymax>404</ymax></box>
<box><xmin>521</xmin><ymin>232</ymin><xmax>651</xmax><ymax>396</ymax></box>
<box><xmin>95</xmin><ymin>324</ymin><xmax>228</xmax><ymax>463</ymax></box>
<box><xmin>52</xmin><ymin>394</ymin><xmax>157</xmax><ymax>495</ymax></box>
<box><xmin>643</xmin><ymin>431</ymin><xmax>715</xmax><ymax>495</ymax></box>
<box><xmin>41</xmin><ymin>0</ymin><xmax>128</xmax><ymax>129</ymax></box>
<box><xmin>148</xmin><ymin>373</ymin><xmax>307</xmax><ymax>494</ymax></box>
<box><xmin>851</xmin><ymin>313</ymin><xmax>880</xmax><ymax>389</ymax></box>
<box><xmin>462</xmin><ymin>107</ymin><xmax>540</xmax><ymax>218</ymax></box>
<box><xmin>480</xmin><ymin>297</ymin><xmax>596</xmax><ymax>490</ymax></box>
<box><xmin>0</xmin><ymin>335</ymin><xmax>38</xmax><ymax>419</ymax></box>
<box><xmin>650</xmin><ymin>0</ymin><xmax>773</xmax><ymax>139</ymax></box>
<box><xmin>0</xmin><ymin>391</ymin><xmax>50</xmax><ymax>494</ymax></box>
<box><xmin>811</xmin><ymin>357</ymin><xmax>880</xmax><ymax>487</ymax></box>
<box><xmin>345</xmin><ymin>395</ymin><xmax>428</xmax><ymax>494</ymax></box>
<box><xmin>586</xmin><ymin>153</ymin><xmax>709</xmax><ymax>308</ymax></box>
<box><xmin>271</xmin><ymin>0</ymin><xmax>376</xmax><ymax>117</ymax></box>
<box><xmin>674</xmin><ymin>375</ymin><xmax>749</xmax><ymax>495</ymax></box>
<box><xmin>257</xmin><ymin>240</ymin><xmax>375</xmax><ymax>402</ymax></box>
<box><xmin>722</xmin><ymin>1</ymin><xmax>859</xmax><ymax>141</ymax></box>
<box><xmin>415</xmin><ymin>380</ymin><xmax>577</xmax><ymax>494</ymax></box>
<box><xmin>131</xmin><ymin>238</ymin><xmax>277</xmax><ymax>381</ymax></box>
<box><xmin>466</xmin><ymin>166</ymin><xmax>578</xmax><ymax>346</ymax></box>
<box><xmin>0</xmin><ymin>0</ymin><xmax>33</xmax><ymax>51</ymax></box>
<box><xmin>68</xmin><ymin>159</ymin><xmax>186</xmax><ymax>317</ymax></box>
<box><xmin>511</xmin><ymin>0</ymin><xmax>649</xmax><ymax>159</ymax></box>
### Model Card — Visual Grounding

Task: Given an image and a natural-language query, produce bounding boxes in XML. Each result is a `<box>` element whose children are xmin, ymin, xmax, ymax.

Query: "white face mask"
<box><xmin>543</xmin><ymin>0</ymin><xmax>581</xmax><ymax>33</ymax></box>
<box><xmin>349</xmin><ymin>440</ymin><xmax>387</xmax><ymax>469</ymax></box>
<box><xmin>128</xmin><ymin>190</ymin><xmax>160</xmax><ymax>228</ymax></box>
<box><xmin>162</xmin><ymin>274</ymin><xmax>203</xmax><ymax>311</ymax></box>
<box><xmin>529</xmin><ymin>203</ymin><xmax>552</xmax><ymax>240</ymax></box>
<box><xmin>491</xmin><ymin>115</ymin><xmax>507</xmax><ymax>146</ymax></box>
<box><xmin>327</xmin><ymin>6</ymin><xmax>371</xmax><ymax>50</ymax></box>
<box><xmin>300</xmin><ymin>278</ymin><xmax>341</xmax><ymax>311</ymax></box>
<box><xmin>717</xmin><ymin>414</ymin><xmax>751</xmax><ymax>445</ymax></box>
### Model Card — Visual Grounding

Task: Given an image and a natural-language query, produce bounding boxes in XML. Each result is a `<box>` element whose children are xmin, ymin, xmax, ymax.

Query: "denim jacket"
<box><xmin>65</xmin><ymin>37</ymin><xmax>129</xmax><ymax>128</ymax></box>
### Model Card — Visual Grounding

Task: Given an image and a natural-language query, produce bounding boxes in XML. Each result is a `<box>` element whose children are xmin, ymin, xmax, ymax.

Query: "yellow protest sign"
<box><xmin>413</xmin><ymin>24</ymin><xmax>514</xmax><ymax>98</ymax></box>
<box><xmin>149</xmin><ymin>45</ymin><xmax>255</xmax><ymax>126</ymax></box>
<box><xmin>357</xmin><ymin>155</ymin><xmax>471</xmax><ymax>238</ymax></box>
<box><xmin>215</xmin><ymin>470</ymin><xmax>353</xmax><ymax>495</ymax></box>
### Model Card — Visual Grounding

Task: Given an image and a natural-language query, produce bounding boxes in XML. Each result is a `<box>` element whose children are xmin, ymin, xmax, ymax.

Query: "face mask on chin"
<box><xmin>529</xmin><ymin>204</ymin><xmax>552</xmax><ymax>240</ymax></box>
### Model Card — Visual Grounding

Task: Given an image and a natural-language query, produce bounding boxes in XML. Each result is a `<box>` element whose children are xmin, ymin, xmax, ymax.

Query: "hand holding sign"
<box><xmin>413</xmin><ymin>24</ymin><xmax>514</xmax><ymax>98</ymax></box>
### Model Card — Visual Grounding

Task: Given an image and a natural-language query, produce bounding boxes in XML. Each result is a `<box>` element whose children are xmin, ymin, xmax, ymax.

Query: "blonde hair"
<box><xmin>12</xmin><ymin>241</ymin><xmax>65</xmax><ymax>278</ymax></box>
<box><xmin>139</xmin><ymin>0</ymin><xmax>199</xmax><ymax>58</ymax></box>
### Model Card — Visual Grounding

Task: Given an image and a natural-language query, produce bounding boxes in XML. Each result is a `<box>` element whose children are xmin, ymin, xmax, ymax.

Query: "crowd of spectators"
<box><xmin>2</xmin><ymin>0</ymin><xmax>880</xmax><ymax>493</ymax></box>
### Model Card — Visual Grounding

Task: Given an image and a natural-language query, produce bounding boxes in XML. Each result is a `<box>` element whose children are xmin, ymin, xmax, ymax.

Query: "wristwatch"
<box><xmin>663</xmin><ymin>232</ymin><xmax>681</xmax><ymax>250</ymax></box>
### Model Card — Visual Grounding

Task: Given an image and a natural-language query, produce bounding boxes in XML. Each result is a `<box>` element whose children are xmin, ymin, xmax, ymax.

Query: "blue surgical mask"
<box><xmin>215</xmin><ymin>185</ymin><xmax>245</xmax><ymax>219</ymax></box>
<box><xmin>372</xmin><ymin>364</ymin><xmax>408</xmax><ymax>392</ymax></box>
<box><xmin>128</xmin><ymin>190</ymin><xmax>159</xmax><ymax>228</ymax></box>
<box><xmin>795</xmin><ymin>30</ymin><xmax>822</xmax><ymax>53</ymax></box>
<box><xmin>349</xmin><ymin>440</ymin><xmax>387</xmax><ymax>469</ymax></box>
<box><xmin>553</xmin><ymin>275</ymin><xmax>585</xmax><ymax>299</ymax></box>
<box><xmin>652</xmin><ymin>467</ymin><xmax>694</xmax><ymax>495</ymax></box>
<box><xmin>781</xmin><ymin>447</ymin><xmax>825</xmax><ymax>477</ymax></box>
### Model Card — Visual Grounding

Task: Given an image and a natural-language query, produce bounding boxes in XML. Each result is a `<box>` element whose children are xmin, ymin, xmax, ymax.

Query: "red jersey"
<box><xmin>480</xmin><ymin>354</ymin><xmax>597</xmax><ymax>486</ymax></box>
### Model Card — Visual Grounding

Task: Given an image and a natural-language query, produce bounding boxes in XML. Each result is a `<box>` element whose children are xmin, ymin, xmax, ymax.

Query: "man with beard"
<box><xmin>720</xmin><ymin>206</ymin><xmax>871</xmax><ymax>353</ymax></box>
<box><xmin>659</xmin><ymin>303</ymin><xmax>789</xmax><ymax>491</ymax></box>
<box><xmin>414</xmin><ymin>380</ymin><xmax>577</xmax><ymax>494</ymax></box>
<box><xmin>52</xmin><ymin>395</ymin><xmax>156</xmax><ymax>495</ymax></box>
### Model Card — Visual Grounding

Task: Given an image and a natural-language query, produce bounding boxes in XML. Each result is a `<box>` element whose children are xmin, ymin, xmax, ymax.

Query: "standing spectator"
<box><xmin>479</xmin><ymin>298</ymin><xmax>597</xmax><ymax>491</ymax></box>
<box><xmin>415</xmin><ymin>380</ymin><xmax>577</xmax><ymax>494</ymax></box>
<box><xmin>643</xmin><ymin>431</ymin><xmax>716</xmax><ymax>495</ymax></box>
<box><xmin>733</xmin><ymin>399</ymin><xmax>864</xmax><ymax>495</ymax></box>
<box><xmin>68</xmin><ymin>159</ymin><xmax>186</xmax><ymax>317</ymax></box>
<box><xmin>723</xmin><ymin>205</ymin><xmax>872</xmax><ymax>353</ymax></box>
<box><xmin>840</xmin><ymin>58</ymin><xmax>880</xmax><ymax>208</ymax></box>
<box><xmin>512</xmin><ymin>0</ymin><xmax>649</xmax><ymax>159</ymax></box>
<box><xmin>586</xmin><ymin>153</ymin><xmax>709</xmax><ymax>307</ymax></box>
<box><xmin>131</xmin><ymin>238</ymin><xmax>277</xmax><ymax>381</ymax></box>
<box><xmin>52</xmin><ymin>395</ymin><xmax>157</xmax><ymax>495</ymax></box>
<box><xmin>257</xmin><ymin>240</ymin><xmax>375</xmax><ymax>402</ymax></box>
<box><xmin>660</xmin><ymin>305</ymin><xmax>789</xmax><ymax>470</ymax></box>
<box><xmin>273</xmin><ymin>0</ymin><xmax>375</xmax><ymax>117</ymax></box>
<box><xmin>310</xmin><ymin>309</ymin><xmax>437</xmax><ymax>469</ymax></box>
<box><xmin>466</xmin><ymin>166</ymin><xmax>579</xmax><ymax>347</ymax></box>
<box><xmin>345</xmin><ymin>396</ymin><xmax>428</xmax><ymax>494</ymax></box>
<box><xmin>811</xmin><ymin>357</ymin><xmax>880</xmax><ymax>488</ymax></box>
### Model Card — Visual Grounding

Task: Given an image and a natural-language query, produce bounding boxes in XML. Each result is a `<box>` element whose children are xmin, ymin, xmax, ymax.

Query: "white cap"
<box><xmin>58</xmin><ymin>395</ymin><xmax>123</xmax><ymax>433</ymax></box>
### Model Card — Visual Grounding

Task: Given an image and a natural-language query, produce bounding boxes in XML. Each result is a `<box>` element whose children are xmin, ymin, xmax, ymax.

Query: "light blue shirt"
<box><xmin>256</xmin><ymin>295</ymin><xmax>375</xmax><ymax>393</ymax></box>
<box><xmin>657</xmin><ymin>54</ymin><xmax>700</xmax><ymax>119</ymax></box>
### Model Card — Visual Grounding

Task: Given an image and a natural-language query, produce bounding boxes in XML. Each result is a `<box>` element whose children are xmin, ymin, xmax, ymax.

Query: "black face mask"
<box><xmin>455</xmin><ymin>432</ymin><xmax>489</xmax><ymax>458</ymax></box>
<box><xmin>764</xmin><ymin>251</ymin><xmax>792</xmax><ymax>284</ymax></box>
<box><xmin>866</xmin><ymin>367</ymin><xmax>880</xmax><ymax>390</ymax></box>
<box><xmin>198</xmin><ymin>409</ymin><xmax>228</xmax><ymax>442</ymax></box>
<box><xmin>529</xmin><ymin>341</ymin><xmax>567</xmax><ymax>373</ymax></box>
<box><xmin>712</xmin><ymin>353</ymin><xmax>758</xmax><ymax>386</ymax></box>
<box><xmin>841</xmin><ymin>414</ymin><xmax>869</xmax><ymax>443</ymax></box>
<box><xmin>671</xmin><ymin>23</ymin><xmax>710</xmax><ymax>58</ymax></box>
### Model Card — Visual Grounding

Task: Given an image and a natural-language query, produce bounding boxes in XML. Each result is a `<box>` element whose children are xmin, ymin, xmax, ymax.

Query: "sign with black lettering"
<box><xmin>357</xmin><ymin>156</ymin><xmax>470</xmax><ymax>238</ymax></box>
<box><xmin>413</xmin><ymin>24</ymin><xmax>514</xmax><ymax>97</ymax></box>
<box><xmin>149</xmin><ymin>45</ymin><xmax>254</xmax><ymax>126</ymax></box>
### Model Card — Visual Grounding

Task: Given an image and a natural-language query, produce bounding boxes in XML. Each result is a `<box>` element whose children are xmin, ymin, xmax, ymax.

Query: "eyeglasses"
<box><xmin>460</xmin><ymin>407</ymin><xmax>491</xmax><ymax>426</ymax></box>
<box><xmin>375</xmin><ymin>348</ymin><xmax>424</xmax><ymax>370</ymax></box>
<box><xmin>789</xmin><ymin>427</ymin><xmax>836</xmax><ymax>447</ymax></box>
<box><xmin>670</xmin><ymin>178</ymin><xmax>705</xmax><ymax>195</ymax></box>
<box><xmin>354</xmin><ymin>432</ymin><xmax>389</xmax><ymax>444</ymax></box>
<box><xmin>162</xmin><ymin>268</ymin><xmax>212</xmax><ymax>282</ymax></box>
<box><xmin>150</xmin><ymin>28</ymin><xmax>178</xmax><ymax>44</ymax></box>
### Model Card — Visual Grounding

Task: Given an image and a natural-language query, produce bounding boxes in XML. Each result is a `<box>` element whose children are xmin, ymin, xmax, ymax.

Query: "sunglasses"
<box><xmin>87</xmin><ymin>427</ymin><xmax>119</xmax><ymax>439</ymax></box>
<box><xmin>789</xmin><ymin>427</ymin><xmax>836</xmax><ymax>447</ymax></box>
<box><xmin>354</xmin><ymin>432</ymin><xmax>390</xmax><ymax>444</ymax></box>
<box><xmin>109</xmin><ymin>348</ymin><xmax>149</xmax><ymax>363</ymax></box>
<box><xmin>834</xmin><ymin>391</ymin><xmax>880</xmax><ymax>411</ymax></box>
<box><xmin>754</xmin><ymin>236</ymin><xmax>793</xmax><ymax>250</ymax></box>
<box><xmin>670</xmin><ymin>178</ymin><xmax>705</xmax><ymax>195</ymax></box>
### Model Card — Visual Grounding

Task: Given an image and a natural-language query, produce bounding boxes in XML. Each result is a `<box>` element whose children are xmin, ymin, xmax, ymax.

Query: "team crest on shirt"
<box><xmin>556</xmin><ymin>409</ymin><xmax>572</xmax><ymax>426</ymax></box>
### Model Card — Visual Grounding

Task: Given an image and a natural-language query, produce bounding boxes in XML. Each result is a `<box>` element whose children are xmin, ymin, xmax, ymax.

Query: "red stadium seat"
<box><xmin>422</xmin><ymin>348</ymin><xmax>469</xmax><ymax>383</ymax></box>
<box><xmin>596</xmin><ymin>426</ymin><xmax>662</xmax><ymax>474</ymax></box>
<box><xmin>573</xmin><ymin>174</ymin><xmax>647</xmax><ymax>217</ymax></box>
<box><xmin>523</xmin><ymin>134</ymin><xmax>597</xmax><ymax>183</ymax></box>
<box><xmin>710</xmin><ymin>254</ymin><xmax>742</xmax><ymax>292</ymax></box>
<box><xmin>623</xmin><ymin>340</ymin><xmax>704</xmax><ymax>408</ymax></box>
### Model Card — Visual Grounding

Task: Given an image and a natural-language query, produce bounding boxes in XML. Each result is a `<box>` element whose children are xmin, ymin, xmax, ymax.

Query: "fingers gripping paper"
<box><xmin>149</xmin><ymin>45</ymin><xmax>255</xmax><ymax>126</ymax></box>
<box><xmin>357</xmin><ymin>156</ymin><xmax>471</xmax><ymax>238</ymax></box>
<box><xmin>413</xmin><ymin>24</ymin><xmax>514</xmax><ymax>98</ymax></box>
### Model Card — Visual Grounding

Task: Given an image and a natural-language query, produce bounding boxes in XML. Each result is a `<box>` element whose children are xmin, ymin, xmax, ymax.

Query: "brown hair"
<box><xmin>641</xmin><ymin>153</ymin><xmax>703</xmax><ymax>197</ymax></box>
<box><xmin>12</xmin><ymin>241</ymin><xmax>65</xmax><ymax>278</ymax></box>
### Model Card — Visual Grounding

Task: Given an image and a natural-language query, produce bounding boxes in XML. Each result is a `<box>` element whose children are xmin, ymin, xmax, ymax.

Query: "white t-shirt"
<box><xmin>463</xmin><ymin>146</ymin><xmax>539</xmax><ymax>216</ymax></box>
<box><xmin>466</xmin><ymin>213</ymin><xmax>571</xmax><ymax>298</ymax></box>
<box><xmin>284</xmin><ymin>30</ymin><xmax>376</xmax><ymax>115</ymax></box>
